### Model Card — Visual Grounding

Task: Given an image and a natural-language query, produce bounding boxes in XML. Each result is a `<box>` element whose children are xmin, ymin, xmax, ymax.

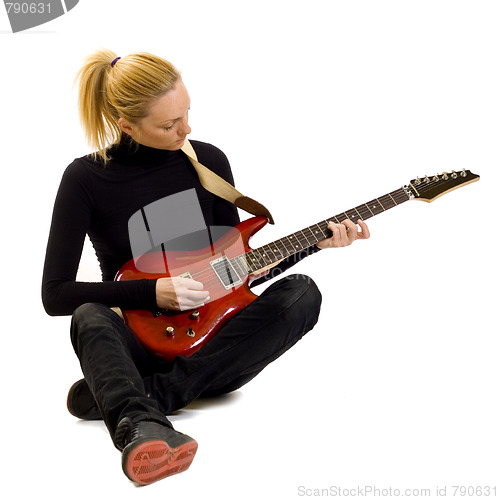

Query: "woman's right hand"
<box><xmin>156</xmin><ymin>277</ymin><xmax>210</xmax><ymax>311</ymax></box>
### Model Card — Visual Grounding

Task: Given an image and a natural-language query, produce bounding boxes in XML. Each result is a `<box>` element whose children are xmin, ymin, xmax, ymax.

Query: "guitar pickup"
<box><xmin>210</xmin><ymin>256</ymin><xmax>242</xmax><ymax>290</ymax></box>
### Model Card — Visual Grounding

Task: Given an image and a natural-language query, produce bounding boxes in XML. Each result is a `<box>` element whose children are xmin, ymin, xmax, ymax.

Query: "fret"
<box><xmin>260</xmin><ymin>245</ymin><xmax>276</xmax><ymax>265</ymax></box>
<box><xmin>299</xmin><ymin>230</ymin><xmax>312</xmax><ymax>246</ymax></box>
<box><xmin>244</xmin><ymin>251</ymin><xmax>260</xmax><ymax>272</ymax></box>
<box><xmin>298</xmin><ymin>230</ymin><xmax>311</xmax><ymax>247</ymax></box>
<box><xmin>286</xmin><ymin>234</ymin><xmax>301</xmax><ymax>252</ymax></box>
<box><xmin>304</xmin><ymin>226</ymin><xmax>320</xmax><ymax>245</ymax></box>
<box><xmin>344</xmin><ymin>208</ymin><xmax>362</xmax><ymax>222</ymax></box>
<box><xmin>280</xmin><ymin>235</ymin><xmax>296</xmax><ymax>255</ymax></box>
<box><xmin>289</xmin><ymin>232</ymin><xmax>306</xmax><ymax>251</ymax></box>
<box><xmin>313</xmin><ymin>223</ymin><xmax>328</xmax><ymax>240</ymax></box>
<box><xmin>255</xmin><ymin>249</ymin><xmax>270</xmax><ymax>268</ymax></box>
<box><xmin>365</xmin><ymin>199</ymin><xmax>386</xmax><ymax>215</ymax></box>
<box><xmin>379</xmin><ymin>194</ymin><xmax>397</xmax><ymax>209</ymax></box>
<box><xmin>242</xmin><ymin>253</ymin><xmax>253</xmax><ymax>272</ymax></box>
<box><xmin>272</xmin><ymin>239</ymin><xmax>289</xmax><ymax>259</ymax></box>
<box><xmin>251</xmin><ymin>248</ymin><xmax>269</xmax><ymax>268</ymax></box>
<box><xmin>353</xmin><ymin>206</ymin><xmax>364</xmax><ymax>220</ymax></box>
<box><xmin>363</xmin><ymin>203</ymin><xmax>375</xmax><ymax>217</ymax></box>
<box><xmin>391</xmin><ymin>188</ymin><xmax>410</xmax><ymax>204</ymax></box>
<box><xmin>356</xmin><ymin>204</ymin><xmax>373</xmax><ymax>219</ymax></box>
<box><xmin>271</xmin><ymin>241</ymin><xmax>285</xmax><ymax>259</ymax></box>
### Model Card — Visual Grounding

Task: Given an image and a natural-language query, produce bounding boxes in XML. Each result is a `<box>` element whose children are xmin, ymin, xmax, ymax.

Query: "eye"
<box><xmin>164</xmin><ymin>124</ymin><xmax>174</xmax><ymax>131</ymax></box>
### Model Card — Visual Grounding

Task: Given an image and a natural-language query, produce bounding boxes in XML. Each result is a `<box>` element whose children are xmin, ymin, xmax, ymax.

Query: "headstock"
<box><xmin>406</xmin><ymin>169</ymin><xmax>480</xmax><ymax>203</ymax></box>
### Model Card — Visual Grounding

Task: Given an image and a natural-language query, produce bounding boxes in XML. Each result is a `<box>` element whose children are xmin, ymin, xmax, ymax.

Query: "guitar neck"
<box><xmin>235</xmin><ymin>186</ymin><xmax>412</xmax><ymax>274</ymax></box>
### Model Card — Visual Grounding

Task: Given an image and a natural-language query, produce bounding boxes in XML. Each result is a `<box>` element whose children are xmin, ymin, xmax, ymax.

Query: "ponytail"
<box><xmin>75</xmin><ymin>49</ymin><xmax>181</xmax><ymax>162</ymax></box>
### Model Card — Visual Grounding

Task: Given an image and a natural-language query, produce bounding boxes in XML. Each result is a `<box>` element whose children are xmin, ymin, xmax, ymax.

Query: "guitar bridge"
<box><xmin>210</xmin><ymin>255</ymin><xmax>242</xmax><ymax>290</ymax></box>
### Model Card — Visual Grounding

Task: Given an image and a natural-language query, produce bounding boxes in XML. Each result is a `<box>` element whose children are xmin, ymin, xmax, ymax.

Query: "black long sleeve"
<box><xmin>42</xmin><ymin>140</ymin><xmax>239</xmax><ymax>316</ymax></box>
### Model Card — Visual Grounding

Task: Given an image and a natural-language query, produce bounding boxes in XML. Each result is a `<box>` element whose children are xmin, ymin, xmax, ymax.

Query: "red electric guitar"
<box><xmin>115</xmin><ymin>170</ymin><xmax>479</xmax><ymax>361</ymax></box>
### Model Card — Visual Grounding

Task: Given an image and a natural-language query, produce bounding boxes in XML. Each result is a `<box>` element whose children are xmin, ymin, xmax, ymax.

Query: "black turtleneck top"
<box><xmin>42</xmin><ymin>139</ymin><xmax>316</xmax><ymax>316</ymax></box>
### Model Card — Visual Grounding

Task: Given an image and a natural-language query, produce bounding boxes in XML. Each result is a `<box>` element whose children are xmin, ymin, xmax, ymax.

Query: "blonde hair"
<box><xmin>75</xmin><ymin>48</ymin><xmax>180</xmax><ymax>162</ymax></box>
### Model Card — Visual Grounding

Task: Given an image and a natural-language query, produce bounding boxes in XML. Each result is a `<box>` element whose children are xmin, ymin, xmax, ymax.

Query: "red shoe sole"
<box><xmin>123</xmin><ymin>439</ymin><xmax>198</xmax><ymax>485</ymax></box>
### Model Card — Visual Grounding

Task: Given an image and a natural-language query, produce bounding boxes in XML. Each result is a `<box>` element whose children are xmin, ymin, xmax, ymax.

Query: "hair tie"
<box><xmin>111</xmin><ymin>57</ymin><xmax>121</xmax><ymax>68</ymax></box>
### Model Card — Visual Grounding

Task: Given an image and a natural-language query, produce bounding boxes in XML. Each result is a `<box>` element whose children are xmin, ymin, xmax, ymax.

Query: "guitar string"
<box><xmin>153</xmin><ymin>177</ymin><xmax>456</xmax><ymax>280</ymax></box>
<box><xmin>138</xmin><ymin>179</ymin><xmax>462</xmax><ymax>305</ymax></box>
<box><xmin>161</xmin><ymin>187</ymin><xmax>413</xmax><ymax>284</ymax></box>
<box><xmin>183</xmin><ymin>175</ymin><xmax>461</xmax><ymax>284</ymax></box>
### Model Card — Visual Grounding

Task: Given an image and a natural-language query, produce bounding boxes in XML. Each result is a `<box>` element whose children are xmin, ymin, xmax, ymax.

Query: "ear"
<box><xmin>117</xmin><ymin>117</ymin><xmax>136</xmax><ymax>137</ymax></box>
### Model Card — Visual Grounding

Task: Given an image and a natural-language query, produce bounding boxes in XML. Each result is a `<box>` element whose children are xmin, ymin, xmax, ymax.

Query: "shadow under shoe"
<box><xmin>67</xmin><ymin>379</ymin><xmax>102</xmax><ymax>420</ymax></box>
<box><xmin>116</xmin><ymin>417</ymin><xmax>198</xmax><ymax>486</ymax></box>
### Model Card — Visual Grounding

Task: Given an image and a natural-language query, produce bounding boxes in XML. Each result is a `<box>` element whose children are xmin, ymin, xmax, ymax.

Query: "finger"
<box><xmin>327</xmin><ymin>222</ymin><xmax>342</xmax><ymax>247</ymax></box>
<box><xmin>174</xmin><ymin>277</ymin><xmax>204</xmax><ymax>290</ymax></box>
<box><xmin>330</xmin><ymin>221</ymin><xmax>351</xmax><ymax>246</ymax></box>
<box><xmin>179</xmin><ymin>291</ymin><xmax>211</xmax><ymax>311</ymax></box>
<box><xmin>341</xmin><ymin>219</ymin><xmax>358</xmax><ymax>243</ymax></box>
<box><xmin>193</xmin><ymin>290</ymin><xmax>210</xmax><ymax>301</ymax></box>
<box><xmin>357</xmin><ymin>219</ymin><xmax>370</xmax><ymax>239</ymax></box>
<box><xmin>186</xmin><ymin>279</ymin><xmax>205</xmax><ymax>291</ymax></box>
<box><xmin>182</xmin><ymin>289</ymin><xmax>210</xmax><ymax>303</ymax></box>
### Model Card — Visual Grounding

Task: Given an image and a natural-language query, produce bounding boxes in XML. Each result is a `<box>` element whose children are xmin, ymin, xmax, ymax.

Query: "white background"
<box><xmin>1</xmin><ymin>1</ymin><xmax>498</xmax><ymax>498</ymax></box>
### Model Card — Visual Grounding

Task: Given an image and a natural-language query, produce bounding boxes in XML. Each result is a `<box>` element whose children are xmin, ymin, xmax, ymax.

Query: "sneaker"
<box><xmin>116</xmin><ymin>417</ymin><xmax>198</xmax><ymax>485</ymax></box>
<box><xmin>67</xmin><ymin>379</ymin><xmax>102</xmax><ymax>420</ymax></box>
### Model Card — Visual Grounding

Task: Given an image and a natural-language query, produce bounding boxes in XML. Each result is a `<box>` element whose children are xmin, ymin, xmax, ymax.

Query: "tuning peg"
<box><xmin>442</xmin><ymin>172</ymin><xmax>449</xmax><ymax>180</ymax></box>
<box><xmin>415</xmin><ymin>177</ymin><xmax>422</xmax><ymax>185</ymax></box>
<box><xmin>451</xmin><ymin>170</ymin><xmax>458</xmax><ymax>179</ymax></box>
<box><xmin>460</xmin><ymin>169</ymin><xmax>467</xmax><ymax>177</ymax></box>
<box><xmin>432</xmin><ymin>174</ymin><xmax>440</xmax><ymax>181</ymax></box>
<box><xmin>424</xmin><ymin>175</ymin><xmax>430</xmax><ymax>183</ymax></box>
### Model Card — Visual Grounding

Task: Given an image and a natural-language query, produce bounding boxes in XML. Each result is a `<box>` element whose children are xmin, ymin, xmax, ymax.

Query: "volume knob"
<box><xmin>165</xmin><ymin>326</ymin><xmax>175</xmax><ymax>337</ymax></box>
<box><xmin>190</xmin><ymin>310</ymin><xmax>200</xmax><ymax>320</ymax></box>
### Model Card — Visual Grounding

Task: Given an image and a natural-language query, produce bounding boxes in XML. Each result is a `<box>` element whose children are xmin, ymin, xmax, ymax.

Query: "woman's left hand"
<box><xmin>316</xmin><ymin>219</ymin><xmax>370</xmax><ymax>249</ymax></box>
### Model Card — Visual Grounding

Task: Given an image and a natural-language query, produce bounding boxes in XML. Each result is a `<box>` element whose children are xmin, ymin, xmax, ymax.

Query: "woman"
<box><xmin>42</xmin><ymin>49</ymin><xmax>370</xmax><ymax>486</ymax></box>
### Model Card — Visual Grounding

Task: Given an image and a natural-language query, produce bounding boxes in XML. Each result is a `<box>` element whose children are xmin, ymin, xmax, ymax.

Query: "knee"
<box><xmin>288</xmin><ymin>274</ymin><xmax>322</xmax><ymax>304</ymax></box>
<box><xmin>279</xmin><ymin>274</ymin><xmax>322</xmax><ymax>327</ymax></box>
<box><xmin>70</xmin><ymin>303</ymin><xmax>115</xmax><ymax>351</ymax></box>
<box><xmin>73</xmin><ymin>302</ymin><xmax>101</xmax><ymax>321</ymax></box>
<box><xmin>72</xmin><ymin>302</ymin><xmax>115</xmax><ymax>328</ymax></box>
<box><xmin>294</xmin><ymin>274</ymin><xmax>322</xmax><ymax>320</ymax></box>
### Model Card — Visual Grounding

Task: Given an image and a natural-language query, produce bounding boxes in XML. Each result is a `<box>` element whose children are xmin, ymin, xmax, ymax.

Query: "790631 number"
<box><xmin>5</xmin><ymin>3</ymin><xmax>51</xmax><ymax>14</ymax></box>
<box><xmin>452</xmin><ymin>485</ymin><xmax>497</xmax><ymax>497</ymax></box>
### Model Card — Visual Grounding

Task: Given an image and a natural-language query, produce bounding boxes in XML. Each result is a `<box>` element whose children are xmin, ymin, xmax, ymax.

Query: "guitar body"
<box><xmin>115</xmin><ymin>216</ymin><xmax>269</xmax><ymax>361</ymax></box>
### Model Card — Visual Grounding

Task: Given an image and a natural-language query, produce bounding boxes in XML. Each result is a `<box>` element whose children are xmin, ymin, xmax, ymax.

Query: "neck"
<box><xmin>232</xmin><ymin>186</ymin><xmax>412</xmax><ymax>274</ymax></box>
<box><xmin>108</xmin><ymin>136</ymin><xmax>180</xmax><ymax>167</ymax></box>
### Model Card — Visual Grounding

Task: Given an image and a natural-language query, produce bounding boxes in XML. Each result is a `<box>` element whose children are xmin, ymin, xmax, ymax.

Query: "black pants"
<box><xmin>70</xmin><ymin>274</ymin><xmax>322</xmax><ymax>447</ymax></box>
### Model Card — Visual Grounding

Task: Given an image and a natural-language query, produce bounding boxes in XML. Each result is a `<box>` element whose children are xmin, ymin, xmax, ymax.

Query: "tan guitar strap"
<box><xmin>181</xmin><ymin>140</ymin><xmax>274</xmax><ymax>224</ymax></box>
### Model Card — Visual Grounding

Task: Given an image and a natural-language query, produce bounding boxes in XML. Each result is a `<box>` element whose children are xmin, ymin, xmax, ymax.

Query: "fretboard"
<box><xmin>230</xmin><ymin>186</ymin><xmax>412</xmax><ymax>276</ymax></box>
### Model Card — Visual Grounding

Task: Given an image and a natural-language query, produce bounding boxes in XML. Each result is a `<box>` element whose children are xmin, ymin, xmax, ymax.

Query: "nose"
<box><xmin>179</xmin><ymin>115</ymin><xmax>191</xmax><ymax>136</ymax></box>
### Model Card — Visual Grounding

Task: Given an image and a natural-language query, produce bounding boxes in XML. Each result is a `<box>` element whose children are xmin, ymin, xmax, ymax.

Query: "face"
<box><xmin>119</xmin><ymin>79</ymin><xmax>192</xmax><ymax>150</ymax></box>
